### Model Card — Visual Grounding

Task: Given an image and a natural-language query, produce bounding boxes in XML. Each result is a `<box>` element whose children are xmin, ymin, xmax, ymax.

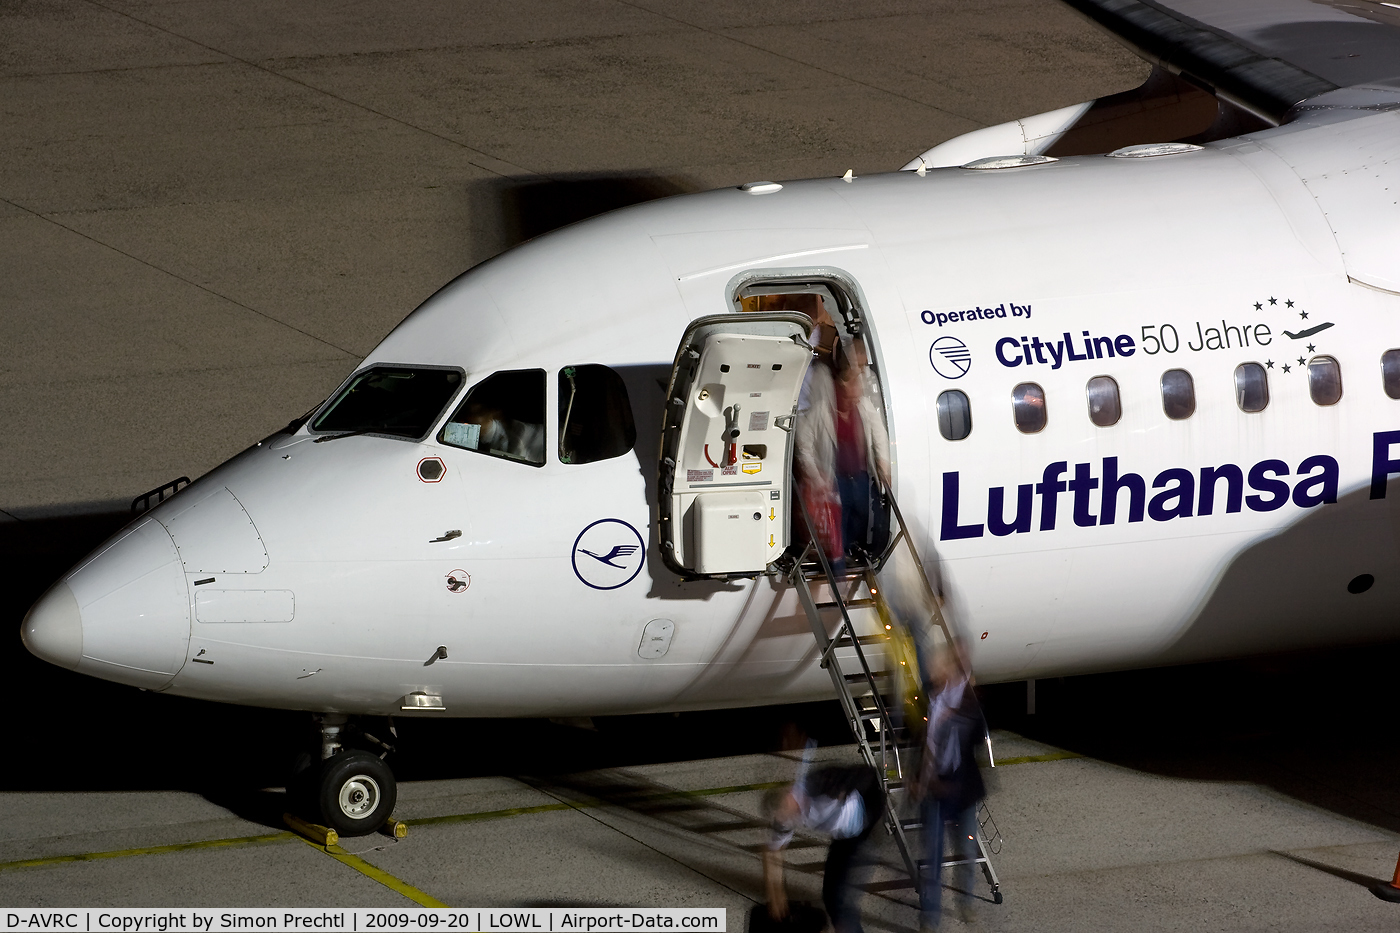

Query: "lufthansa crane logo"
<box><xmin>572</xmin><ymin>519</ymin><xmax>646</xmax><ymax>590</ymax></box>
<box><xmin>930</xmin><ymin>336</ymin><xmax>972</xmax><ymax>379</ymax></box>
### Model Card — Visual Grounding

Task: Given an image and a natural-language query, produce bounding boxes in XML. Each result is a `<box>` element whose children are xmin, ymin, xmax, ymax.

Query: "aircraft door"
<box><xmin>659</xmin><ymin>312</ymin><xmax>812</xmax><ymax>577</ymax></box>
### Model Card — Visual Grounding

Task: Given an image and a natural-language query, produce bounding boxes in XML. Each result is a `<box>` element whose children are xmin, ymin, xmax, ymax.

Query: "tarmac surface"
<box><xmin>6</xmin><ymin>0</ymin><xmax>1400</xmax><ymax>928</ymax></box>
<box><xmin>4</xmin><ymin>684</ymin><xmax>1400</xmax><ymax>932</ymax></box>
<box><xmin>0</xmin><ymin>0</ymin><xmax>1148</xmax><ymax>513</ymax></box>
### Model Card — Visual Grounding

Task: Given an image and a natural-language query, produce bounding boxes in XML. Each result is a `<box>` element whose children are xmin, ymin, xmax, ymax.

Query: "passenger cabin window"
<box><xmin>1161</xmin><ymin>369</ymin><xmax>1195</xmax><ymax>420</ymax></box>
<box><xmin>1383</xmin><ymin>349</ymin><xmax>1400</xmax><ymax>399</ymax></box>
<box><xmin>559</xmin><ymin>364</ymin><xmax>637</xmax><ymax>464</ymax></box>
<box><xmin>1086</xmin><ymin>376</ymin><xmax>1120</xmax><ymax>427</ymax></box>
<box><xmin>1012</xmin><ymin>383</ymin><xmax>1046</xmax><ymax>433</ymax></box>
<box><xmin>439</xmin><ymin>369</ymin><xmax>546</xmax><ymax>466</ymax></box>
<box><xmin>1234</xmin><ymin>362</ymin><xmax>1269</xmax><ymax>413</ymax></box>
<box><xmin>1308</xmin><ymin>356</ymin><xmax>1342</xmax><ymax>406</ymax></box>
<box><xmin>313</xmin><ymin>366</ymin><xmax>462</xmax><ymax>440</ymax></box>
<box><xmin>937</xmin><ymin>390</ymin><xmax>972</xmax><ymax>440</ymax></box>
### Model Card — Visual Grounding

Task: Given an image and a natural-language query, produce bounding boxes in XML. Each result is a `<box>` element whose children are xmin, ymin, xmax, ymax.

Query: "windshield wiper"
<box><xmin>313</xmin><ymin>427</ymin><xmax>417</xmax><ymax>443</ymax></box>
<box><xmin>313</xmin><ymin>428</ymin><xmax>376</xmax><ymax>443</ymax></box>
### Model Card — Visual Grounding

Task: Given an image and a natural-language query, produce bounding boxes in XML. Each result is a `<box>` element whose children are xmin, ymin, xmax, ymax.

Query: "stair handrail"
<box><xmin>879</xmin><ymin>490</ymin><xmax>960</xmax><ymax>657</ymax></box>
<box><xmin>791</xmin><ymin>491</ymin><xmax>900</xmax><ymax>772</ymax></box>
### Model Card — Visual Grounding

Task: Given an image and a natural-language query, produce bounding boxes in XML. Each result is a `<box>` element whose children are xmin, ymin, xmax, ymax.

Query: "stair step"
<box><xmin>844</xmin><ymin>671</ymin><xmax>892</xmax><ymax>683</ymax></box>
<box><xmin>799</xmin><ymin>563</ymin><xmax>872</xmax><ymax>579</ymax></box>
<box><xmin>832</xmin><ymin>634</ymin><xmax>888</xmax><ymax>649</ymax></box>
<box><xmin>814</xmin><ymin>598</ymin><xmax>877</xmax><ymax>611</ymax></box>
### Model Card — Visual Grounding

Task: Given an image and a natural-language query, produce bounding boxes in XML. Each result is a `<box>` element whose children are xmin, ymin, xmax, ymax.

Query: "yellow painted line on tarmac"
<box><xmin>997</xmin><ymin>750</ymin><xmax>1084</xmax><ymax>765</ymax></box>
<box><xmin>0</xmin><ymin>778</ymin><xmax>828</xmax><ymax>875</ymax></box>
<box><xmin>298</xmin><ymin>837</ymin><xmax>448</xmax><ymax>907</ymax></box>
<box><xmin>0</xmin><ymin>831</ymin><xmax>294</xmax><ymax>872</ymax></box>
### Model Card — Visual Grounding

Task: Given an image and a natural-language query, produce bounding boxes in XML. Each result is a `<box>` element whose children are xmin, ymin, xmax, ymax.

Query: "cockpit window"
<box><xmin>312</xmin><ymin>367</ymin><xmax>462</xmax><ymax>440</ymax></box>
<box><xmin>439</xmin><ymin>369</ymin><xmax>546</xmax><ymax>466</ymax></box>
<box><xmin>559</xmin><ymin>365</ymin><xmax>636</xmax><ymax>464</ymax></box>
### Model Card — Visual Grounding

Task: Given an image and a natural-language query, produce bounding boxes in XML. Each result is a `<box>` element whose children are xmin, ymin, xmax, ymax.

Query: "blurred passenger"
<box><xmin>762</xmin><ymin>753</ymin><xmax>885</xmax><ymax>933</ymax></box>
<box><xmin>879</xmin><ymin>543</ymin><xmax>940</xmax><ymax>727</ymax></box>
<box><xmin>833</xmin><ymin>337</ymin><xmax>891</xmax><ymax>565</ymax></box>
<box><xmin>914</xmin><ymin>645</ymin><xmax>986</xmax><ymax>931</ymax></box>
<box><xmin>795</xmin><ymin>309</ymin><xmax>843</xmax><ymax>575</ymax></box>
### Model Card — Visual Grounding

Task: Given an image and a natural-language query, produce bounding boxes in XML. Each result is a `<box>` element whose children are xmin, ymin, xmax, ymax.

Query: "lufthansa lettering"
<box><xmin>940</xmin><ymin>452</ymin><xmax>1345</xmax><ymax>540</ymax></box>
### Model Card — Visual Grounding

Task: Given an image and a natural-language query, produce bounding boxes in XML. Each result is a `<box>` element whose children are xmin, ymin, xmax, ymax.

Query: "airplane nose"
<box><xmin>22</xmin><ymin>517</ymin><xmax>192</xmax><ymax>689</ymax></box>
<box><xmin>21</xmin><ymin>581</ymin><xmax>82</xmax><ymax>671</ymax></box>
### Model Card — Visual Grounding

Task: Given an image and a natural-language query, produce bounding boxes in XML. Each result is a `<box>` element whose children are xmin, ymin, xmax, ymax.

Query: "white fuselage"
<box><xmin>25</xmin><ymin>108</ymin><xmax>1400</xmax><ymax>717</ymax></box>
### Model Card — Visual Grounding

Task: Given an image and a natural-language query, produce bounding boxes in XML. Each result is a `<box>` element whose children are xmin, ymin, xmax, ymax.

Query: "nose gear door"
<box><xmin>658</xmin><ymin>312</ymin><xmax>812</xmax><ymax>577</ymax></box>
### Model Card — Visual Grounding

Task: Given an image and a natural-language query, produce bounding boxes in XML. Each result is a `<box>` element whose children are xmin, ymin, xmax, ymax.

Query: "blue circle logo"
<box><xmin>930</xmin><ymin>336</ymin><xmax>972</xmax><ymax>379</ymax></box>
<box><xmin>571</xmin><ymin>519</ymin><xmax>646</xmax><ymax>590</ymax></box>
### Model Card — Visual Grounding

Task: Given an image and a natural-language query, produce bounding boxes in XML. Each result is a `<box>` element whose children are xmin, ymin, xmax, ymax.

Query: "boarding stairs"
<box><xmin>787</xmin><ymin>490</ymin><xmax>1003</xmax><ymax>904</ymax></box>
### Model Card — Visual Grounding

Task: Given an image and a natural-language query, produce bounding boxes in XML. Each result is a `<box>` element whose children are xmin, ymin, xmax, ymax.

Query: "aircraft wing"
<box><xmin>1063</xmin><ymin>0</ymin><xmax>1400</xmax><ymax>122</ymax></box>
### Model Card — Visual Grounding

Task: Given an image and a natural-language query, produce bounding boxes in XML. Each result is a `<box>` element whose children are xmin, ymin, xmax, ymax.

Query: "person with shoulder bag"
<box><xmin>912</xmin><ymin>647</ymin><xmax>986</xmax><ymax>930</ymax></box>
<box><xmin>761</xmin><ymin>746</ymin><xmax>885</xmax><ymax>933</ymax></box>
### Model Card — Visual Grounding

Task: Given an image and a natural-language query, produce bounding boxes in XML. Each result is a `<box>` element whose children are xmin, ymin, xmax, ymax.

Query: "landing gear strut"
<box><xmin>299</xmin><ymin>713</ymin><xmax>398</xmax><ymax>836</ymax></box>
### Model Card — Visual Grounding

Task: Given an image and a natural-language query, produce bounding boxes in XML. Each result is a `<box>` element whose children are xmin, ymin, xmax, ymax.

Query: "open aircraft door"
<box><xmin>659</xmin><ymin>312</ymin><xmax>812</xmax><ymax>578</ymax></box>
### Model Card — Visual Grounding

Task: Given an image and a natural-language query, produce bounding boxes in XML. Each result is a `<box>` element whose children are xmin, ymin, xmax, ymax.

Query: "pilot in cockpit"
<box><xmin>445</xmin><ymin>399</ymin><xmax>545</xmax><ymax>464</ymax></box>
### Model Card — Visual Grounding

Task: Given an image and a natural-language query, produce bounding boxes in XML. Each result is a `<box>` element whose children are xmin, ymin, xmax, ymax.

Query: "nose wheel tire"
<box><xmin>317</xmin><ymin>750</ymin><xmax>397</xmax><ymax>836</ymax></box>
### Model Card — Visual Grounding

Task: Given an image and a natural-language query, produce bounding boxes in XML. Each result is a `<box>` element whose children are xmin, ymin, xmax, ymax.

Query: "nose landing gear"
<box><xmin>319</xmin><ymin>750</ymin><xmax>396</xmax><ymax>835</ymax></box>
<box><xmin>295</xmin><ymin>713</ymin><xmax>399</xmax><ymax>836</ymax></box>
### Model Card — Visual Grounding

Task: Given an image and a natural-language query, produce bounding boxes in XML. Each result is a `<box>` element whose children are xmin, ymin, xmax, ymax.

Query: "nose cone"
<box><xmin>21</xmin><ymin>582</ymin><xmax>82</xmax><ymax>670</ymax></box>
<box><xmin>27</xmin><ymin>517</ymin><xmax>192</xmax><ymax>689</ymax></box>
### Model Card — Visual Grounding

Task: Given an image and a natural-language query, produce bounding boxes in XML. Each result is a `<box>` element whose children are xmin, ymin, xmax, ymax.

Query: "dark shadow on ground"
<box><xmin>1272</xmin><ymin>850</ymin><xmax>1388</xmax><ymax>891</ymax></box>
<box><xmin>10</xmin><ymin>503</ymin><xmax>1400</xmax><ymax>842</ymax></box>
<box><xmin>980</xmin><ymin>641</ymin><xmax>1400</xmax><ymax>835</ymax></box>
